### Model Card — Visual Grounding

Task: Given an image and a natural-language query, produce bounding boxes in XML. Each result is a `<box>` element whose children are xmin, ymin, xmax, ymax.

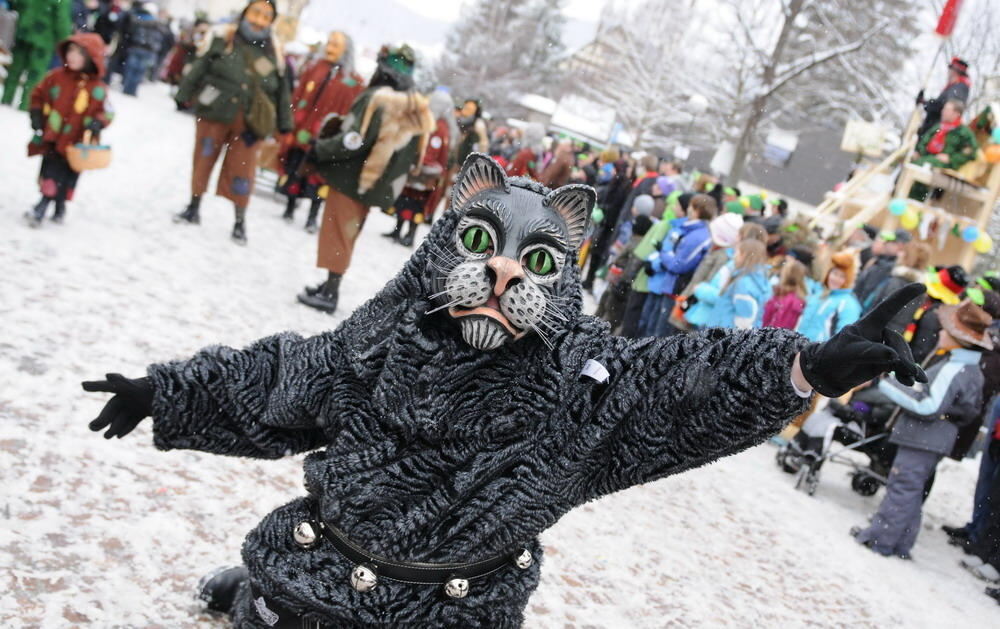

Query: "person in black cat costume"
<box><xmin>83</xmin><ymin>154</ymin><xmax>927</xmax><ymax>628</ymax></box>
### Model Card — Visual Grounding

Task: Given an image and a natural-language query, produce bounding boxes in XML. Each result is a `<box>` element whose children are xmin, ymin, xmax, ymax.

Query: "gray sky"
<box><xmin>397</xmin><ymin>0</ymin><xmax>608</xmax><ymax>22</ymax></box>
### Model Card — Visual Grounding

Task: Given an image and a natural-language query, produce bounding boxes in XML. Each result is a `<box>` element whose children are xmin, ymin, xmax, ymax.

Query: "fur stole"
<box><xmin>357</xmin><ymin>88</ymin><xmax>435</xmax><ymax>194</ymax></box>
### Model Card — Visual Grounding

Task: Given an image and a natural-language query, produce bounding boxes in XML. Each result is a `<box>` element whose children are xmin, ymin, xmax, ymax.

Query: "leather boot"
<box><xmin>282</xmin><ymin>196</ymin><xmax>297</xmax><ymax>222</ymax></box>
<box><xmin>382</xmin><ymin>216</ymin><xmax>403</xmax><ymax>240</ymax></box>
<box><xmin>197</xmin><ymin>565</ymin><xmax>249</xmax><ymax>614</ymax></box>
<box><xmin>298</xmin><ymin>272</ymin><xmax>341</xmax><ymax>313</ymax></box>
<box><xmin>51</xmin><ymin>199</ymin><xmax>67</xmax><ymax>224</ymax></box>
<box><xmin>174</xmin><ymin>195</ymin><xmax>201</xmax><ymax>224</ymax></box>
<box><xmin>231</xmin><ymin>206</ymin><xmax>248</xmax><ymax>246</ymax></box>
<box><xmin>399</xmin><ymin>221</ymin><xmax>417</xmax><ymax>247</ymax></box>
<box><xmin>304</xmin><ymin>198</ymin><xmax>321</xmax><ymax>234</ymax></box>
<box><xmin>25</xmin><ymin>197</ymin><xmax>50</xmax><ymax>228</ymax></box>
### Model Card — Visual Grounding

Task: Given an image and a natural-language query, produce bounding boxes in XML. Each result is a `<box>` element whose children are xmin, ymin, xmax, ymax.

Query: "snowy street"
<box><xmin>0</xmin><ymin>85</ymin><xmax>996</xmax><ymax>627</ymax></box>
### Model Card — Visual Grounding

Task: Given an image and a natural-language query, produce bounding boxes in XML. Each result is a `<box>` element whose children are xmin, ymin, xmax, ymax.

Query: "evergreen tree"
<box><xmin>434</xmin><ymin>0</ymin><xmax>566</xmax><ymax>115</ymax></box>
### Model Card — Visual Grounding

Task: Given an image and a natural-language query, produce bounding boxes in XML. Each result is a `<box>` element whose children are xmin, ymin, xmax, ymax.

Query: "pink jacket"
<box><xmin>763</xmin><ymin>292</ymin><xmax>804</xmax><ymax>329</ymax></box>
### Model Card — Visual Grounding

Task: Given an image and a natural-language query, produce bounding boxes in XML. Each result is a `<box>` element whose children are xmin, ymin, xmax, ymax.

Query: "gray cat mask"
<box><xmin>427</xmin><ymin>154</ymin><xmax>595</xmax><ymax>351</ymax></box>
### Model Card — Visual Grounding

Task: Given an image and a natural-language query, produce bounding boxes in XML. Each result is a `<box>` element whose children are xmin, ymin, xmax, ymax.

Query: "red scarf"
<box><xmin>951</xmin><ymin>75</ymin><xmax>972</xmax><ymax>89</ymax></box>
<box><xmin>926</xmin><ymin>119</ymin><xmax>960</xmax><ymax>154</ymax></box>
<box><xmin>631</xmin><ymin>171</ymin><xmax>656</xmax><ymax>189</ymax></box>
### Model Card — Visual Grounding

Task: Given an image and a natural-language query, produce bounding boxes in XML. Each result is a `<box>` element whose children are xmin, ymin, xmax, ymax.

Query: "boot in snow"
<box><xmin>298</xmin><ymin>273</ymin><xmax>341</xmax><ymax>313</ymax></box>
<box><xmin>51</xmin><ymin>200</ymin><xmax>67</xmax><ymax>224</ymax></box>
<box><xmin>174</xmin><ymin>196</ymin><xmax>202</xmax><ymax>224</ymax></box>
<box><xmin>197</xmin><ymin>565</ymin><xmax>249</xmax><ymax>613</ymax></box>
<box><xmin>231</xmin><ymin>221</ymin><xmax>248</xmax><ymax>246</ymax></box>
<box><xmin>399</xmin><ymin>221</ymin><xmax>417</xmax><ymax>247</ymax></box>
<box><xmin>25</xmin><ymin>197</ymin><xmax>50</xmax><ymax>228</ymax></box>
<box><xmin>282</xmin><ymin>196</ymin><xmax>297</xmax><ymax>223</ymax></box>
<box><xmin>382</xmin><ymin>216</ymin><xmax>403</xmax><ymax>241</ymax></box>
<box><xmin>231</xmin><ymin>206</ymin><xmax>248</xmax><ymax>246</ymax></box>
<box><xmin>304</xmin><ymin>198</ymin><xmax>322</xmax><ymax>234</ymax></box>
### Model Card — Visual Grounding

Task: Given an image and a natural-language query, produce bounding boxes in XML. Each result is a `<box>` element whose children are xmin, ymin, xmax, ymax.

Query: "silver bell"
<box><xmin>513</xmin><ymin>548</ymin><xmax>532</xmax><ymax>570</ymax></box>
<box><xmin>443</xmin><ymin>577</ymin><xmax>469</xmax><ymax>599</ymax></box>
<box><xmin>350</xmin><ymin>563</ymin><xmax>378</xmax><ymax>593</ymax></box>
<box><xmin>293</xmin><ymin>521</ymin><xmax>318</xmax><ymax>548</ymax></box>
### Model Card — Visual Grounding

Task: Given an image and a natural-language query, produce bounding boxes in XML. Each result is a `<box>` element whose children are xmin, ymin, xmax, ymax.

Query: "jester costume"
<box><xmin>26</xmin><ymin>33</ymin><xmax>112</xmax><ymax>225</ymax></box>
<box><xmin>84</xmin><ymin>155</ymin><xmax>927</xmax><ymax>627</ymax></box>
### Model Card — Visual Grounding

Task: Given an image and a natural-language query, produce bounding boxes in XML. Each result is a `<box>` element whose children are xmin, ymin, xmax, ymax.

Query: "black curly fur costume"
<box><xmin>146</xmin><ymin>156</ymin><xmax>812</xmax><ymax>627</ymax></box>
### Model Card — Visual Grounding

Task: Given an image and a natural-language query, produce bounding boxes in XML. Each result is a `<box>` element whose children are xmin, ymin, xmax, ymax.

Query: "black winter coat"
<box><xmin>146</xmin><ymin>205</ymin><xmax>811</xmax><ymax>626</ymax></box>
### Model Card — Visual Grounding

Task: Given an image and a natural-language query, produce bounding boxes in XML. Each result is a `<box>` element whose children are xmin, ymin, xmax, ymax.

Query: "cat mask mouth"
<box><xmin>449</xmin><ymin>295</ymin><xmax>526</xmax><ymax>340</ymax></box>
<box><xmin>449</xmin><ymin>312</ymin><xmax>518</xmax><ymax>351</ymax></box>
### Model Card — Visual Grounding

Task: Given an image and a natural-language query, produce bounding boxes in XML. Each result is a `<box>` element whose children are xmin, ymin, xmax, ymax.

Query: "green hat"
<box><xmin>725</xmin><ymin>200</ymin><xmax>745</xmax><ymax>215</ymax></box>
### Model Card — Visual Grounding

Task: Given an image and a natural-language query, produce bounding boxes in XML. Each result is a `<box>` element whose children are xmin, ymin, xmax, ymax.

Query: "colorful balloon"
<box><xmin>900</xmin><ymin>209</ymin><xmax>919</xmax><ymax>230</ymax></box>
<box><xmin>985</xmin><ymin>144</ymin><xmax>1000</xmax><ymax>164</ymax></box>
<box><xmin>739</xmin><ymin>196</ymin><xmax>751</xmax><ymax>208</ymax></box>
<box><xmin>888</xmin><ymin>198</ymin><xmax>907</xmax><ymax>216</ymax></box>
<box><xmin>974</xmin><ymin>232</ymin><xmax>993</xmax><ymax>254</ymax></box>
<box><xmin>962</xmin><ymin>225</ymin><xmax>979</xmax><ymax>242</ymax></box>
<box><xmin>992</xmin><ymin>127</ymin><xmax>1000</xmax><ymax>144</ymax></box>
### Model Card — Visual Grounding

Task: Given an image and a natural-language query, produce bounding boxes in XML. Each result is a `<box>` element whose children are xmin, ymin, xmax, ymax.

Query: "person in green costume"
<box><xmin>909</xmin><ymin>100</ymin><xmax>978</xmax><ymax>201</ymax></box>
<box><xmin>2</xmin><ymin>0</ymin><xmax>72</xmax><ymax>110</ymax></box>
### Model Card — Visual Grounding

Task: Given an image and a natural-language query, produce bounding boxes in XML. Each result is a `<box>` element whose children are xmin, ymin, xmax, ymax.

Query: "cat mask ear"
<box><xmin>544</xmin><ymin>184</ymin><xmax>596</xmax><ymax>251</ymax></box>
<box><xmin>452</xmin><ymin>152</ymin><xmax>509</xmax><ymax>209</ymax></box>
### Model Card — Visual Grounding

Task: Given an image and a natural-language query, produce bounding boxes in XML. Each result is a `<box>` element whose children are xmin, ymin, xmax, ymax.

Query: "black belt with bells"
<box><xmin>292</xmin><ymin>513</ymin><xmax>534</xmax><ymax>599</ymax></box>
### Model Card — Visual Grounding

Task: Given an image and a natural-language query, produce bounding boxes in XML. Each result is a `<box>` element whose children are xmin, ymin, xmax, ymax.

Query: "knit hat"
<box><xmin>926</xmin><ymin>265</ymin><xmax>968</xmax><ymax>305</ymax></box>
<box><xmin>709</xmin><ymin>213</ymin><xmax>743</xmax><ymax>248</ymax></box>
<box><xmin>241</xmin><ymin>0</ymin><xmax>278</xmax><ymax>19</ymax></box>
<box><xmin>632</xmin><ymin>194</ymin><xmax>654</xmax><ymax>217</ymax></box>
<box><xmin>827</xmin><ymin>251</ymin><xmax>856</xmax><ymax>288</ymax></box>
<box><xmin>632</xmin><ymin>214</ymin><xmax>653</xmax><ymax>238</ymax></box>
<box><xmin>938</xmin><ymin>300</ymin><xmax>993</xmax><ymax>350</ymax></box>
<box><xmin>787</xmin><ymin>245</ymin><xmax>815</xmax><ymax>270</ymax></box>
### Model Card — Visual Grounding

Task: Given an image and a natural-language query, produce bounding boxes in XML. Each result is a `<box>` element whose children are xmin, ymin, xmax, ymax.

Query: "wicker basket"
<box><xmin>66</xmin><ymin>130</ymin><xmax>112</xmax><ymax>172</ymax></box>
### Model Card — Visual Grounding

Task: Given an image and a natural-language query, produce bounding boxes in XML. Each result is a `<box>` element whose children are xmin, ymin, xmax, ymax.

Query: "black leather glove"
<box><xmin>643</xmin><ymin>260</ymin><xmax>656</xmax><ymax>276</ymax></box>
<box><xmin>30</xmin><ymin>108</ymin><xmax>44</xmax><ymax>131</ymax></box>
<box><xmin>799</xmin><ymin>284</ymin><xmax>928</xmax><ymax>398</ymax></box>
<box><xmin>82</xmin><ymin>373</ymin><xmax>155</xmax><ymax>439</ymax></box>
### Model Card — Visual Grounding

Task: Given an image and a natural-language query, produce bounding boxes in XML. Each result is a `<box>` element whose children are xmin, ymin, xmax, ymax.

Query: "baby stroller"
<box><xmin>775</xmin><ymin>387</ymin><xmax>897</xmax><ymax>496</ymax></box>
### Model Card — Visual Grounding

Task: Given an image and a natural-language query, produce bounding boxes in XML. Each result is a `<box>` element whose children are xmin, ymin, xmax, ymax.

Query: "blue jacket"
<box><xmin>702</xmin><ymin>267</ymin><xmax>772</xmax><ymax>329</ymax></box>
<box><xmin>646</xmin><ymin>219</ymin><xmax>711</xmax><ymax>296</ymax></box>
<box><xmin>687</xmin><ymin>256</ymin><xmax>733</xmax><ymax>328</ymax></box>
<box><xmin>880</xmin><ymin>348</ymin><xmax>983</xmax><ymax>456</ymax></box>
<box><xmin>796</xmin><ymin>288</ymin><xmax>862</xmax><ymax>342</ymax></box>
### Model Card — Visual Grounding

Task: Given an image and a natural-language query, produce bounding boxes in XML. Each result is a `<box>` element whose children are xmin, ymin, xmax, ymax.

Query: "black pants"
<box><xmin>619</xmin><ymin>291</ymin><xmax>648</xmax><ymax>337</ymax></box>
<box><xmin>39</xmin><ymin>151</ymin><xmax>80</xmax><ymax>201</ymax></box>
<box><xmin>583</xmin><ymin>226</ymin><xmax>614</xmax><ymax>287</ymax></box>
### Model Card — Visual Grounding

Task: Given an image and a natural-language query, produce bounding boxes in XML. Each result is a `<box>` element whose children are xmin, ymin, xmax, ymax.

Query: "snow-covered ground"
<box><xmin>1</xmin><ymin>83</ymin><xmax>996</xmax><ymax>627</ymax></box>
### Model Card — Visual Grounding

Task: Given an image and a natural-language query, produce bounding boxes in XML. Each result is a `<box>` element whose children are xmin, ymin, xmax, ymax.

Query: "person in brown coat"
<box><xmin>172</xmin><ymin>0</ymin><xmax>292</xmax><ymax>246</ymax></box>
<box><xmin>539</xmin><ymin>137</ymin><xmax>574</xmax><ymax>189</ymax></box>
